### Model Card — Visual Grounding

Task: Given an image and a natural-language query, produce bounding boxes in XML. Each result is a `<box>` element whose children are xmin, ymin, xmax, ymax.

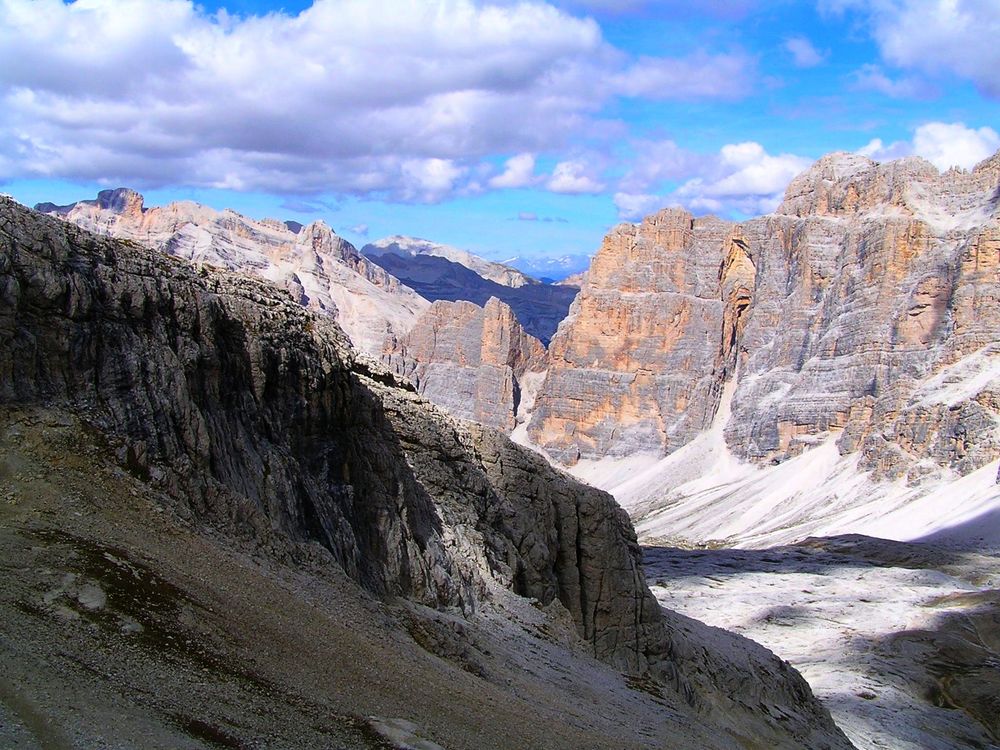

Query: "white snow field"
<box><xmin>558</xmin><ymin>351</ymin><xmax>1000</xmax><ymax>749</ymax></box>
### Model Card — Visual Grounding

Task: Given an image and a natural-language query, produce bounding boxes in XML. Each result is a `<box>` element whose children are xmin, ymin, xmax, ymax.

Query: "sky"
<box><xmin>1</xmin><ymin>0</ymin><xmax>999</xmax><ymax>262</ymax></box>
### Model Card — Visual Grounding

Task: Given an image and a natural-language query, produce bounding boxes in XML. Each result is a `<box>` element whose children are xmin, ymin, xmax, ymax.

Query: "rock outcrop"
<box><xmin>384</xmin><ymin>297</ymin><xmax>547</xmax><ymax>431</ymax></box>
<box><xmin>0</xmin><ymin>197</ymin><xmax>854</xmax><ymax>749</ymax></box>
<box><xmin>529</xmin><ymin>152</ymin><xmax>1000</xmax><ymax>482</ymax></box>
<box><xmin>36</xmin><ymin>188</ymin><xmax>428</xmax><ymax>354</ymax></box>
<box><xmin>364</xmin><ymin>249</ymin><xmax>579</xmax><ymax>345</ymax></box>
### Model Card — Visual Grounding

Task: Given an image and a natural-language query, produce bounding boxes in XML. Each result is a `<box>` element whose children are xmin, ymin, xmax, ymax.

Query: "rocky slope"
<box><xmin>364</xmin><ymin>248</ymin><xmax>579</xmax><ymax>345</ymax></box>
<box><xmin>0</xmin><ymin>198</ymin><xmax>853</xmax><ymax>749</ymax></box>
<box><xmin>36</xmin><ymin>188</ymin><xmax>428</xmax><ymax>354</ymax></box>
<box><xmin>529</xmin><ymin>152</ymin><xmax>1000</xmax><ymax>487</ymax></box>
<box><xmin>364</xmin><ymin>235</ymin><xmax>536</xmax><ymax>288</ymax></box>
<box><xmin>384</xmin><ymin>297</ymin><xmax>547</xmax><ymax>431</ymax></box>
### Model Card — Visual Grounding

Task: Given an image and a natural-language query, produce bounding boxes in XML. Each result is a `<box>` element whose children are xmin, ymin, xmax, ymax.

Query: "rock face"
<box><xmin>530</xmin><ymin>152</ymin><xmax>1000</xmax><ymax>482</ymax></box>
<box><xmin>364</xmin><ymin>235</ymin><xmax>535</xmax><ymax>288</ymax></box>
<box><xmin>385</xmin><ymin>297</ymin><xmax>547</xmax><ymax>431</ymax></box>
<box><xmin>364</xmin><ymin>249</ymin><xmax>579</xmax><ymax>345</ymax></box>
<box><xmin>528</xmin><ymin>209</ymin><xmax>737</xmax><ymax>463</ymax></box>
<box><xmin>0</xmin><ymin>197</ymin><xmax>853</xmax><ymax>749</ymax></box>
<box><xmin>36</xmin><ymin>188</ymin><xmax>428</xmax><ymax>354</ymax></box>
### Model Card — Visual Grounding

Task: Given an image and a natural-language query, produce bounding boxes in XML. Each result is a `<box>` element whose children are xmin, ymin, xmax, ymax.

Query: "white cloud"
<box><xmin>489</xmin><ymin>153</ymin><xmax>538</xmax><ymax>188</ymax></box>
<box><xmin>614</xmin><ymin>140</ymin><xmax>811</xmax><ymax>219</ymax></box>
<box><xmin>617</xmin><ymin>138</ymin><xmax>707</xmax><ymax>193</ymax></box>
<box><xmin>851</xmin><ymin>63</ymin><xmax>934</xmax><ymax>99</ymax></box>
<box><xmin>613</xmin><ymin>192</ymin><xmax>667</xmax><ymax>220</ymax></box>
<box><xmin>857</xmin><ymin>121</ymin><xmax>1000</xmax><ymax>170</ymax></box>
<box><xmin>674</xmin><ymin>143</ymin><xmax>811</xmax><ymax>214</ymax></box>
<box><xmin>824</xmin><ymin>0</ymin><xmax>1000</xmax><ymax>98</ymax></box>
<box><xmin>349</xmin><ymin>223</ymin><xmax>369</xmax><ymax>236</ymax></box>
<box><xmin>912</xmin><ymin>122</ymin><xmax>1000</xmax><ymax>170</ymax></box>
<box><xmin>400</xmin><ymin>158</ymin><xmax>466</xmax><ymax>202</ymax></box>
<box><xmin>615</xmin><ymin>51</ymin><xmax>756</xmax><ymax>100</ymax></box>
<box><xmin>857</xmin><ymin>137</ymin><xmax>913</xmax><ymax>162</ymax></box>
<box><xmin>0</xmin><ymin>0</ymin><xmax>762</xmax><ymax>201</ymax></box>
<box><xmin>553</xmin><ymin>0</ymin><xmax>757</xmax><ymax>19</ymax></box>
<box><xmin>785</xmin><ymin>36</ymin><xmax>825</xmax><ymax>67</ymax></box>
<box><xmin>546</xmin><ymin>160</ymin><xmax>606</xmax><ymax>193</ymax></box>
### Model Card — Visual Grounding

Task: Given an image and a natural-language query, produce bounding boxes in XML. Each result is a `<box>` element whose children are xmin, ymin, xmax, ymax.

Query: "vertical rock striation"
<box><xmin>529</xmin><ymin>152</ymin><xmax>1000</xmax><ymax>482</ymax></box>
<box><xmin>384</xmin><ymin>297</ymin><xmax>547</xmax><ymax>431</ymax></box>
<box><xmin>528</xmin><ymin>209</ymin><xmax>735</xmax><ymax>463</ymax></box>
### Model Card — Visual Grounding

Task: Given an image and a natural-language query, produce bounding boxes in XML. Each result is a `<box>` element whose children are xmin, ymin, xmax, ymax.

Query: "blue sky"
<box><xmin>1</xmin><ymin>0</ymin><xmax>998</xmax><ymax>262</ymax></box>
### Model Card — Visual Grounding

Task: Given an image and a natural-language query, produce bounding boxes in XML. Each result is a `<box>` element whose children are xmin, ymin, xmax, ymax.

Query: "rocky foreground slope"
<box><xmin>0</xmin><ymin>199</ymin><xmax>852</xmax><ymax>749</ymax></box>
<box><xmin>529</xmin><ymin>152</ymin><xmax>1000</xmax><ymax>487</ymax></box>
<box><xmin>37</xmin><ymin>188</ymin><xmax>428</xmax><ymax>354</ymax></box>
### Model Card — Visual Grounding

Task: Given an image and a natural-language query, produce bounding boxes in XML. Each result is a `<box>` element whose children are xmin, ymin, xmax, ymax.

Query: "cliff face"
<box><xmin>384</xmin><ymin>297</ymin><xmax>547</xmax><ymax>431</ymax></box>
<box><xmin>0</xmin><ymin>198</ymin><xmax>852</xmax><ymax>749</ymax></box>
<box><xmin>528</xmin><ymin>209</ymin><xmax>735</xmax><ymax>463</ymax></box>
<box><xmin>529</xmin><ymin>153</ymin><xmax>1000</xmax><ymax>482</ymax></box>
<box><xmin>36</xmin><ymin>188</ymin><xmax>429</xmax><ymax>354</ymax></box>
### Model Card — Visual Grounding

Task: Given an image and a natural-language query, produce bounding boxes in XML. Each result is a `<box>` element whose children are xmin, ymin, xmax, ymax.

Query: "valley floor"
<box><xmin>644</xmin><ymin>537</ymin><xmax>1000</xmax><ymax>750</ymax></box>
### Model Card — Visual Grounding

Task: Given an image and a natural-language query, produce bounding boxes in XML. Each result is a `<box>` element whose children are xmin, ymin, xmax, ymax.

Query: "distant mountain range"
<box><xmin>498</xmin><ymin>253</ymin><xmax>593</xmax><ymax>283</ymax></box>
<box><xmin>363</xmin><ymin>235</ymin><xmax>537</xmax><ymax>288</ymax></box>
<box><xmin>361</xmin><ymin>240</ymin><xmax>578</xmax><ymax>346</ymax></box>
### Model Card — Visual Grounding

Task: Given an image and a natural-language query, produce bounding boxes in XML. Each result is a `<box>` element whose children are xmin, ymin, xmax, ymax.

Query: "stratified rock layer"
<box><xmin>385</xmin><ymin>297</ymin><xmax>547</xmax><ymax>431</ymax></box>
<box><xmin>530</xmin><ymin>153</ymin><xmax>1000</xmax><ymax>480</ymax></box>
<box><xmin>0</xmin><ymin>198</ymin><xmax>853</xmax><ymax>749</ymax></box>
<box><xmin>37</xmin><ymin>188</ymin><xmax>428</xmax><ymax>353</ymax></box>
<box><xmin>528</xmin><ymin>209</ymin><xmax>736</xmax><ymax>463</ymax></box>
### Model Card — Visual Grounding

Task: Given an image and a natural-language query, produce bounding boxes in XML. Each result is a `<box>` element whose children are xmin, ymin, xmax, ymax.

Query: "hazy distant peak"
<box><xmin>363</xmin><ymin>235</ymin><xmax>537</xmax><ymax>288</ymax></box>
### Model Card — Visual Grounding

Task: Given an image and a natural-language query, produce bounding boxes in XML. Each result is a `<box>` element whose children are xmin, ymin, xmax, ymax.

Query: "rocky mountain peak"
<box><xmin>777</xmin><ymin>152</ymin><xmax>942</xmax><ymax>217</ymax></box>
<box><xmin>95</xmin><ymin>187</ymin><xmax>145</xmax><ymax>217</ymax></box>
<box><xmin>384</xmin><ymin>296</ymin><xmax>546</xmax><ymax>431</ymax></box>
<box><xmin>529</xmin><ymin>150</ymin><xmax>999</xmax><ymax>481</ymax></box>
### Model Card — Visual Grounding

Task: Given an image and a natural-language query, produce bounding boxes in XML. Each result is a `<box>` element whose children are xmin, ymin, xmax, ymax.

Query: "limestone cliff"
<box><xmin>384</xmin><ymin>297</ymin><xmax>547</xmax><ymax>431</ymax></box>
<box><xmin>36</xmin><ymin>188</ymin><xmax>429</xmax><ymax>354</ymax></box>
<box><xmin>529</xmin><ymin>209</ymin><xmax>736</xmax><ymax>462</ymax></box>
<box><xmin>0</xmin><ymin>197</ymin><xmax>852</xmax><ymax>749</ymax></box>
<box><xmin>529</xmin><ymin>152</ymin><xmax>1000</xmax><ymax>483</ymax></box>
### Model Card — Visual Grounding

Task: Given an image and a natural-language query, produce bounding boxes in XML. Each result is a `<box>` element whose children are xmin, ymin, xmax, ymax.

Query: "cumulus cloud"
<box><xmin>913</xmin><ymin>122</ymin><xmax>1000</xmax><ymax>169</ymax></box>
<box><xmin>824</xmin><ymin>0</ymin><xmax>1000</xmax><ymax>97</ymax></box>
<box><xmin>615</xmin><ymin>141</ymin><xmax>811</xmax><ymax>219</ymax></box>
<box><xmin>785</xmin><ymin>36</ymin><xmax>825</xmax><ymax>67</ymax></box>
<box><xmin>613</xmin><ymin>192</ymin><xmax>667</xmax><ymax>220</ymax></box>
<box><xmin>857</xmin><ymin>121</ymin><xmax>1000</xmax><ymax>170</ymax></box>
<box><xmin>673</xmin><ymin>143</ymin><xmax>812</xmax><ymax>215</ymax></box>
<box><xmin>489</xmin><ymin>153</ymin><xmax>539</xmax><ymax>189</ymax></box>
<box><xmin>547</xmin><ymin>160</ymin><xmax>606</xmax><ymax>193</ymax></box>
<box><xmin>0</xmin><ymin>0</ymin><xmax>762</xmax><ymax>201</ymax></box>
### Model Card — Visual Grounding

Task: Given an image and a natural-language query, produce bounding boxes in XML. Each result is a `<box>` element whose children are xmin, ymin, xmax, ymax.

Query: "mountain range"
<box><xmin>10</xmin><ymin>147</ymin><xmax>1000</xmax><ymax>748</ymax></box>
<box><xmin>1</xmin><ymin>195</ymin><xmax>851</xmax><ymax>749</ymax></box>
